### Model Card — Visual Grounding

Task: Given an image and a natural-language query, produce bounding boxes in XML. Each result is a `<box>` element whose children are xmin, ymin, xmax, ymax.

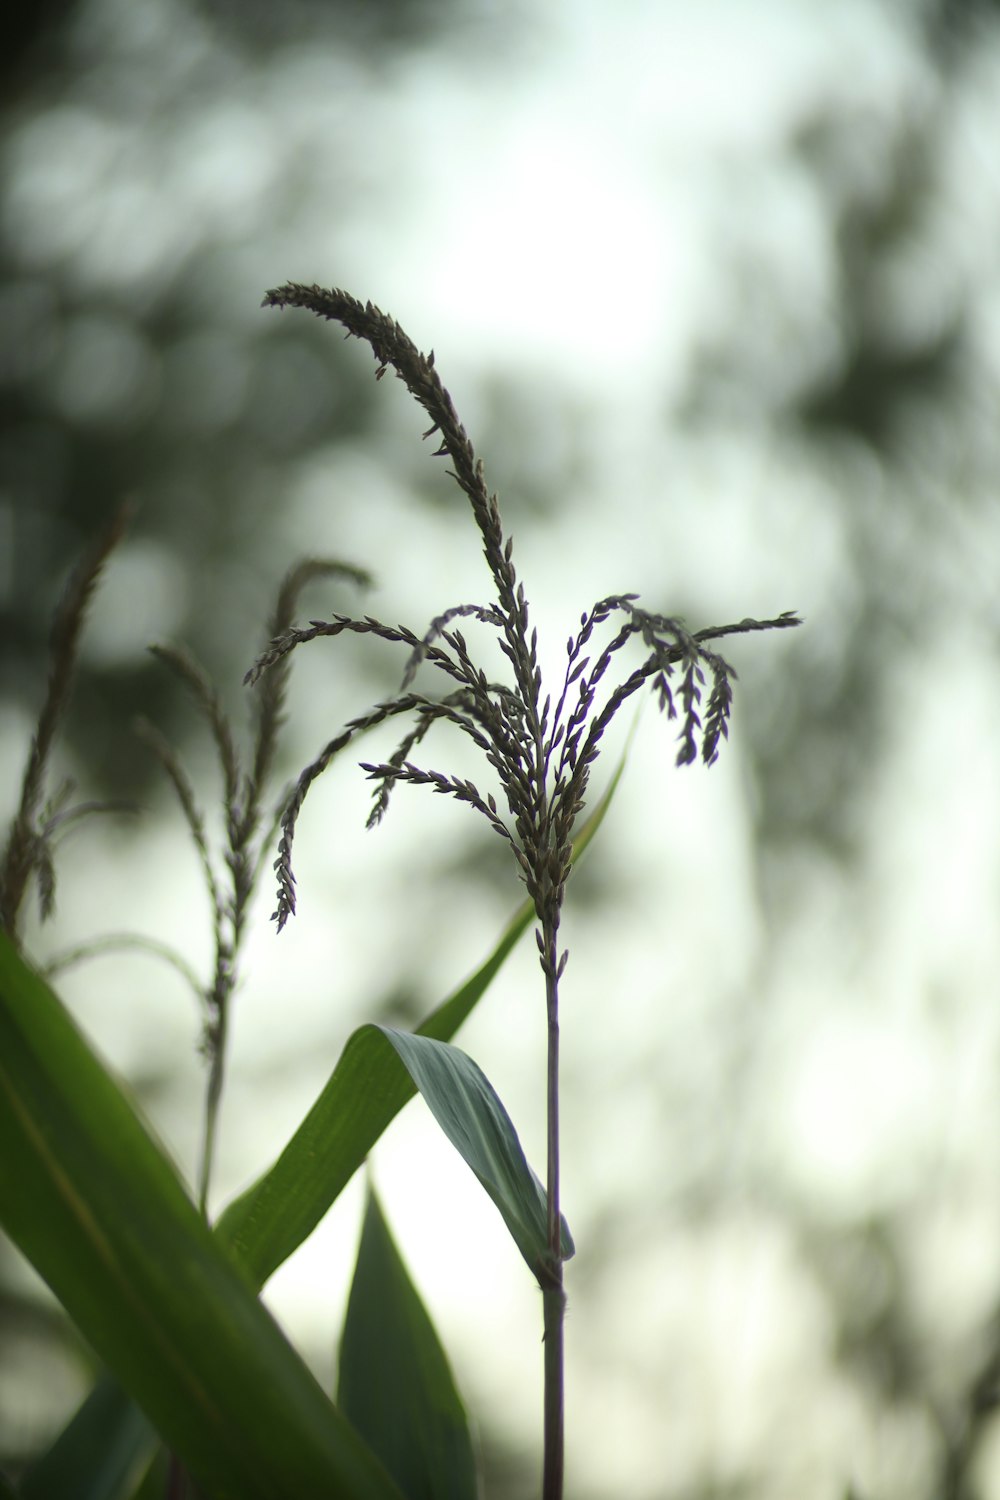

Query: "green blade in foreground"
<box><xmin>18</xmin><ymin>1371</ymin><xmax>155</xmax><ymax>1500</ymax></box>
<box><xmin>216</xmin><ymin>755</ymin><xmax>622</xmax><ymax>1289</ymax></box>
<box><xmin>339</xmin><ymin>1189</ymin><xmax>478</xmax><ymax>1500</ymax></box>
<box><xmin>0</xmin><ymin>936</ymin><xmax>402</xmax><ymax>1500</ymax></box>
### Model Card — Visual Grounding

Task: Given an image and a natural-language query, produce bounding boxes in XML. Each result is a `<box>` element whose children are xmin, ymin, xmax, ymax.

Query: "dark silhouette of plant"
<box><xmin>139</xmin><ymin>557</ymin><xmax>370</xmax><ymax>1212</ymax></box>
<box><xmin>249</xmin><ymin>281</ymin><xmax>801</xmax><ymax>1499</ymax></box>
<box><xmin>0</xmin><ymin>495</ymin><xmax>370</xmax><ymax>1223</ymax></box>
<box><xmin>0</xmin><ymin>503</ymin><xmax>136</xmax><ymax>951</ymax></box>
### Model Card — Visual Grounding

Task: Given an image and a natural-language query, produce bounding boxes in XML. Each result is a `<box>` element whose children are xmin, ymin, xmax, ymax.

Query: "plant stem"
<box><xmin>542</xmin><ymin>917</ymin><xmax>565</xmax><ymax>1500</ymax></box>
<box><xmin>542</xmin><ymin>1275</ymin><xmax>566</xmax><ymax>1500</ymax></box>
<box><xmin>198</xmin><ymin>878</ymin><xmax>244</xmax><ymax>1215</ymax></box>
<box><xmin>197</xmin><ymin>1007</ymin><xmax>227</xmax><ymax>1217</ymax></box>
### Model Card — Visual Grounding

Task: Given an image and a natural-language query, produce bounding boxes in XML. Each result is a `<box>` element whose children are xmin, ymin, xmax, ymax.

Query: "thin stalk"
<box><xmin>198</xmin><ymin>910</ymin><xmax>245</xmax><ymax>1214</ymax></box>
<box><xmin>196</xmin><ymin>790</ymin><xmax>258</xmax><ymax>1215</ymax></box>
<box><xmin>197</xmin><ymin>1005</ymin><xmax>228</xmax><ymax>1216</ymax></box>
<box><xmin>542</xmin><ymin>914</ymin><xmax>566</xmax><ymax>1500</ymax></box>
<box><xmin>542</xmin><ymin>1275</ymin><xmax>566</xmax><ymax>1500</ymax></box>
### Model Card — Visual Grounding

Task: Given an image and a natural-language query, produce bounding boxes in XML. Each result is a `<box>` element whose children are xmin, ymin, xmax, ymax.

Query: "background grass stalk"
<box><xmin>0</xmin><ymin>504</ymin><xmax>131</xmax><ymax>950</ymax></box>
<box><xmin>142</xmin><ymin>560</ymin><xmax>370</xmax><ymax>1219</ymax></box>
<box><xmin>198</xmin><ymin>1003</ymin><xmax>229</xmax><ymax>1215</ymax></box>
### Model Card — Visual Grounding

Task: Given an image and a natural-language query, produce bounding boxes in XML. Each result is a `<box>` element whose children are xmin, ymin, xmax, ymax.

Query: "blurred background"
<box><xmin>3</xmin><ymin>0</ymin><xmax>1000</xmax><ymax>1495</ymax></box>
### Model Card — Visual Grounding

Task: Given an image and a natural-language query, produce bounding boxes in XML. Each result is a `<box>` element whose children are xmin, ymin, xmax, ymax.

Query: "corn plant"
<box><xmin>0</xmin><ymin>285</ymin><xmax>799</xmax><ymax>1500</ymax></box>
<box><xmin>248</xmin><ymin>283</ymin><xmax>799</xmax><ymax>1498</ymax></box>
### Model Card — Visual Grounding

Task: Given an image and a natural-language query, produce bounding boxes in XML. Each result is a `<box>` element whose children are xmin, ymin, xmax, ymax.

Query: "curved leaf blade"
<box><xmin>380</xmin><ymin>1027</ymin><xmax>573</xmax><ymax>1279</ymax></box>
<box><xmin>215</xmin><ymin>905</ymin><xmax>529</xmax><ymax>1288</ymax></box>
<box><xmin>0</xmin><ymin>936</ymin><xmax>402</xmax><ymax>1500</ymax></box>
<box><xmin>216</xmin><ymin>756</ymin><xmax>623</xmax><ymax>1286</ymax></box>
<box><xmin>339</xmin><ymin>1190</ymin><xmax>478</xmax><ymax>1500</ymax></box>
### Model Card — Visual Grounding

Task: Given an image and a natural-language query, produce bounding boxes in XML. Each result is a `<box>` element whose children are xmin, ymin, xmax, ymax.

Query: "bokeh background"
<box><xmin>3</xmin><ymin>0</ymin><xmax>1000</xmax><ymax>1495</ymax></box>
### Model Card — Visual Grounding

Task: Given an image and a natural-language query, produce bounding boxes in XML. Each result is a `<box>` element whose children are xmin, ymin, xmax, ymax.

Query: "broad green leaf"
<box><xmin>0</xmin><ymin>936</ymin><xmax>403</xmax><ymax>1500</ymax></box>
<box><xmin>215</xmin><ymin>906</ymin><xmax>530</xmax><ymax>1289</ymax></box>
<box><xmin>18</xmin><ymin>1371</ymin><xmax>155</xmax><ymax>1500</ymax></box>
<box><xmin>216</xmin><ymin>755</ymin><xmax>623</xmax><ymax>1286</ymax></box>
<box><xmin>221</xmin><ymin>1022</ymin><xmax>571</xmax><ymax>1291</ymax></box>
<box><xmin>380</xmin><ymin>1027</ymin><xmax>573</xmax><ymax>1278</ymax></box>
<box><xmin>338</xmin><ymin>1190</ymin><xmax>478</xmax><ymax>1500</ymax></box>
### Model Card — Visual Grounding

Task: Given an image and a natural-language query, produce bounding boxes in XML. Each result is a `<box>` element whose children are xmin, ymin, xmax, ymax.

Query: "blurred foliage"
<box><xmin>0</xmin><ymin>0</ymin><xmax>517</xmax><ymax>801</ymax></box>
<box><xmin>681</xmin><ymin>10</ymin><xmax>1000</xmax><ymax>881</ymax></box>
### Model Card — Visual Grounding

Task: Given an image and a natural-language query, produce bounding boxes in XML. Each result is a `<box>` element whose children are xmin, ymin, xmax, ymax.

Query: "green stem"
<box><xmin>197</xmin><ymin>1001</ymin><xmax>228</xmax><ymax>1217</ymax></box>
<box><xmin>542</xmin><ymin>917</ymin><xmax>565</xmax><ymax>1500</ymax></box>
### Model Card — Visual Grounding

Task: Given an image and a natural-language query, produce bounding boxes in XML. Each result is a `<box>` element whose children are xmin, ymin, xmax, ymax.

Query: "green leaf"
<box><xmin>18</xmin><ymin>1371</ymin><xmax>155</xmax><ymax>1500</ymax></box>
<box><xmin>339</xmin><ymin>1190</ymin><xmax>478</xmax><ymax>1500</ymax></box>
<box><xmin>222</xmin><ymin>1022</ymin><xmax>570</xmax><ymax>1290</ymax></box>
<box><xmin>0</xmin><ymin>936</ymin><xmax>403</xmax><ymax>1500</ymax></box>
<box><xmin>215</xmin><ymin>902</ymin><xmax>531</xmax><ymax>1289</ymax></box>
<box><xmin>0</xmin><ymin>1471</ymin><xmax>19</xmax><ymax>1500</ymax></box>
<box><xmin>381</xmin><ymin>1027</ymin><xmax>573</xmax><ymax>1278</ymax></box>
<box><xmin>216</xmin><ymin>754</ymin><xmax>623</xmax><ymax>1286</ymax></box>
